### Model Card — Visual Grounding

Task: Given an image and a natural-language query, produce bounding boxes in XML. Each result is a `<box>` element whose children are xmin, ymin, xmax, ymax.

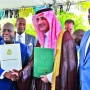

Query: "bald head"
<box><xmin>2</xmin><ymin>23</ymin><xmax>15</xmax><ymax>44</ymax></box>
<box><xmin>2</xmin><ymin>23</ymin><xmax>14</xmax><ymax>31</ymax></box>
<box><xmin>73</xmin><ymin>29</ymin><xmax>85</xmax><ymax>46</ymax></box>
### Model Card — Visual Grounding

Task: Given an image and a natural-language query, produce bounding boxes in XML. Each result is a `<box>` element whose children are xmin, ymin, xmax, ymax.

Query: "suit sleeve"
<box><xmin>0</xmin><ymin>68</ymin><xmax>4</xmax><ymax>76</ymax></box>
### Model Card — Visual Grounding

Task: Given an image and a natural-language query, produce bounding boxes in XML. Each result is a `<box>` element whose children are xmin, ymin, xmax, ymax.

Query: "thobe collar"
<box><xmin>44</xmin><ymin>31</ymin><xmax>49</xmax><ymax>48</ymax></box>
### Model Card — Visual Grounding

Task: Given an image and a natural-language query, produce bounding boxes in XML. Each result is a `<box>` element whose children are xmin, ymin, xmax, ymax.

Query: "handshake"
<box><xmin>4</xmin><ymin>69</ymin><xmax>22</xmax><ymax>81</ymax></box>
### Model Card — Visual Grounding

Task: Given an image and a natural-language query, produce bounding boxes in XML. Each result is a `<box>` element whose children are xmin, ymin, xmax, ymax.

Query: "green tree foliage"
<box><xmin>56</xmin><ymin>11</ymin><xmax>87</xmax><ymax>31</ymax></box>
<box><xmin>25</xmin><ymin>23</ymin><xmax>36</xmax><ymax>37</ymax></box>
<box><xmin>1</xmin><ymin>6</ymin><xmax>90</xmax><ymax>36</ymax></box>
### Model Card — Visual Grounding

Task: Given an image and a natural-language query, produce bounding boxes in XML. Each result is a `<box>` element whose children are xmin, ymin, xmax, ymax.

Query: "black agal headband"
<box><xmin>35</xmin><ymin>8</ymin><xmax>53</xmax><ymax>14</ymax></box>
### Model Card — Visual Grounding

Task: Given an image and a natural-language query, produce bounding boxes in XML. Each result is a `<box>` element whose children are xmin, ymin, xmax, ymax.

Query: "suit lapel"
<box><xmin>80</xmin><ymin>30</ymin><xmax>90</xmax><ymax>66</ymax></box>
<box><xmin>84</xmin><ymin>50</ymin><xmax>90</xmax><ymax>65</ymax></box>
<box><xmin>25</xmin><ymin>34</ymin><xmax>28</xmax><ymax>44</ymax></box>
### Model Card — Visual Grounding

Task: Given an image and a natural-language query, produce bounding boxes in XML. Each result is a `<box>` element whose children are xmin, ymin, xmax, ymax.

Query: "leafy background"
<box><xmin>0</xmin><ymin>1</ymin><xmax>90</xmax><ymax>36</ymax></box>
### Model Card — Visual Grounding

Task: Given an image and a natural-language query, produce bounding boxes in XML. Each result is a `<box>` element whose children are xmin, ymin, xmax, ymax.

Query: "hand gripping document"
<box><xmin>0</xmin><ymin>44</ymin><xmax>22</xmax><ymax>71</ymax></box>
<box><xmin>34</xmin><ymin>47</ymin><xmax>54</xmax><ymax>78</ymax></box>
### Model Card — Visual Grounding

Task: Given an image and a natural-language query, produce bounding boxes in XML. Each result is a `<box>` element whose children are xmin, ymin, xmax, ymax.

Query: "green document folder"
<box><xmin>34</xmin><ymin>47</ymin><xmax>54</xmax><ymax>78</ymax></box>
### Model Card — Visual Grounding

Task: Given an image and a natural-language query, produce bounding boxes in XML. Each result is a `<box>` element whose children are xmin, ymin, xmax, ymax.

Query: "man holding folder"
<box><xmin>17</xmin><ymin>8</ymin><xmax>78</xmax><ymax>90</ymax></box>
<box><xmin>32</xmin><ymin>8</ymin><xmax>62</xmax><ymax>90</ymax></box>
<box><xmin>32</xmin><ymin>8</ymin><xmax>78</xmax><ymax>90</ymax></box>
<box><xmin>0</xmin><ymin>23</ymin><xmax>30</xmax><ymax>90</ymax></box>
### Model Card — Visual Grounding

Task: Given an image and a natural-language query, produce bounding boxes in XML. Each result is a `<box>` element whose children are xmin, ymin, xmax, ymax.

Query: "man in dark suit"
<box><xmin>0</xmin><ymin>23</ymin><xmax>30</xmax><ymax>90</ymax></box>
<box><xmin>15</xmin><ymin>17</ymin><xmax>37</xmax><ymax>56</ymax></box>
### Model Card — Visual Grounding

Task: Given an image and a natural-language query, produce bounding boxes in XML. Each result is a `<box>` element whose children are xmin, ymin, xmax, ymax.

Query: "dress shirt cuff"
<box><xmin>47</xmin><ymin>72</ymin><xmax>53</xmax><ymax>83</ymax></box>
<box><xmin>0</xmin><ymin>71</ymin><xmax>7</xmax><ymax>79</ymax></box>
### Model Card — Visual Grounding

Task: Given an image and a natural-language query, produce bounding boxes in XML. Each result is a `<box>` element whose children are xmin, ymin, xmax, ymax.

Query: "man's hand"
<box><xmin>11</xmin><ymin>69</ymin><xmax>19</xmax><ymax>81</ymax></box>
<box><xmin>12</xmin><ymin>69</ymin><xmax>19</xmax><ymax>76</ymax></box>
<box><xmin>10</xmin><ymin>74</ymin><xmax>17</xmax><ymax>81</ymax></box>
<box><xmin>4</xmin><ymin>69</ymin><xmax>22</xmax><ymax>81</ymax></box>
<box><xmin>40</xmin><ymin>75</ymin><xmax>49</xmax><ymax>83</ymax></box>
<box><xmin>4</xmin><ymin>71</ymin><xmax>12</xmax><ymax>79</ymax></box>
<box><xmin>4</xmin><ymin>71</ymin><xmax>18</xmax><ymax>81</ymax></box>
<box><xmin>12</xmin><ymin>69</ymin><xmax>23</xmax><ymax>81</ymax></box>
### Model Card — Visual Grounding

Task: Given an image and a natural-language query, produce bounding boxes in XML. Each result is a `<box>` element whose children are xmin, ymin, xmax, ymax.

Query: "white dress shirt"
<box><xmin>44</xmin><ymin>31</ymin><xmax>49</xmax><ymax>48</ymax></box>
<box><xmin>43</xmin><ymin>31</ymin><xmax>52</xmax><ymax>83</ymax></box>
<box><xmin>85</xmin><ymin>36</ymin><xmax>90</xmax><ymax>58</ymax></box>
<box><xmin>16</xmin><ymin>32</ymin><xmax>25</xmax><ymax>44</ymax></box>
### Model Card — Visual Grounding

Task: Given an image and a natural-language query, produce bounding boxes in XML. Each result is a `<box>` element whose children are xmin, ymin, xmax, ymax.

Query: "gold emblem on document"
<box><xmin>7</xmin><ymin>49</ymin><xmax>12</xmax><ymax>55</ymax></box>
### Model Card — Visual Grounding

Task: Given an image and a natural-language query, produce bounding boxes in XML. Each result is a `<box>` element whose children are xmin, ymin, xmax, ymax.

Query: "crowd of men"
<box><xmin>0</xmin><ymin>8</ymin><xmax>89</xmax><ymax>90</ymax></box>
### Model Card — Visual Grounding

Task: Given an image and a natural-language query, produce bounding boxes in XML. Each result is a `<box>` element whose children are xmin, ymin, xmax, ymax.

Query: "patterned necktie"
<box><xmin>18</xmin><ymin>35</ymin><xmax>22</xmax><ymax>43</ymax></box>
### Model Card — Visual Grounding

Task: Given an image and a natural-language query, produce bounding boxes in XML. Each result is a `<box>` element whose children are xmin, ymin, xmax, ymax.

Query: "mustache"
<box><xmin>39</xmin><ymin>23</ymin><xmax>45</xmax><ymax>27</ymax></box>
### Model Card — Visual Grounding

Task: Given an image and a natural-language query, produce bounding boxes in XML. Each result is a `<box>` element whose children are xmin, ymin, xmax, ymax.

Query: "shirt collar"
<box><xmin>45</xmin><ymin>31</ymin><xmax>49</xmax><ymax>38</ymax></box>
<box><xmin>16</xmin><ymin>32</ymin><xmax>25</xmax><ymax>37</ymax></box>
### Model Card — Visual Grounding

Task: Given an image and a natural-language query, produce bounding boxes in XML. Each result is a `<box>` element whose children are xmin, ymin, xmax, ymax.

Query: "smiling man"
<box><xmin>36</xmin><ymin>14</ymin><xmax>50</xmax><ymax>33</ymax></box>
<box><xmin>15</xmin><ymin>17</ymin><xmax>37</xmax><ymax>56</ymax></box>
<box><xmin>0</xmin><ymin>23</ymin><xmax>30</xmax><ymax>90</ymax></box>
<box><xmin>32</xmin><ymin>8</ymin><xmax>78</xmax><ymax>90</ymax></box>
<box><xmin>18</xmin><ymin>8</ymin><xmax>78</xmax><ymax>90</ymax></box>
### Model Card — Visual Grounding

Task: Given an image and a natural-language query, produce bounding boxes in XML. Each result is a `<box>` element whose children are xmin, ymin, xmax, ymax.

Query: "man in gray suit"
<box><xmin>15</xmin><ymin>17</ymin><xmax>37</xmax><ymax>56</ymax></box>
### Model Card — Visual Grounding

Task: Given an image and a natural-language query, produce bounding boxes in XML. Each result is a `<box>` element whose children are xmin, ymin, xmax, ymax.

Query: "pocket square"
<box><xmin>28</xmin><ymin>43</ymin><xmax>32</xmax><ymax>46</ymax></box>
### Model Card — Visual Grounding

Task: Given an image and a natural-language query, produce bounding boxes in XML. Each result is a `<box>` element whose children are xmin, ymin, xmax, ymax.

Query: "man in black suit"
<box><xmin>15</xmin><ymin>17</ymin><xmax>37</xmax><ymax>56</ymax></box>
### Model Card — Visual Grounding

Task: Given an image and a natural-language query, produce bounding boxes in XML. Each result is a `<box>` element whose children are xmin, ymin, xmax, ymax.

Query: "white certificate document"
<box><xmin>0</xmin><ymin>44</ymin><xmax>22</xmax><ymax>71</ymax></box>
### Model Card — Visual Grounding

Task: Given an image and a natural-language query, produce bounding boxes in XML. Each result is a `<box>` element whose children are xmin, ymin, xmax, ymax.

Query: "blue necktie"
<box><xmin>18</xmin><ymin>35</ymin><xmax>22</xmax><ymax>43</ymax></box>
